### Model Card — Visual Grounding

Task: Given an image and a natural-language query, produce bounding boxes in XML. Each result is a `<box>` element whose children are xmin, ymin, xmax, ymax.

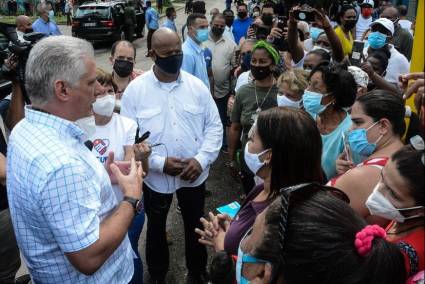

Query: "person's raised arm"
<box><xmin>288</xmin><ymin>9</ymin><xmax>305</xmax><ymax>64</ymax></box>
<box><xmin>313</xmin><ymin>8</ymin><xmax>344</xmax><ymax>62</ymax></box>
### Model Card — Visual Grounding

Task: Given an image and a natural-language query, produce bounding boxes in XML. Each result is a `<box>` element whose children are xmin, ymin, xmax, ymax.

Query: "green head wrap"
<box><xmin>252</xmin><ymin>40</ymin><xmax>280</xmax><ymax>65</ymax></box>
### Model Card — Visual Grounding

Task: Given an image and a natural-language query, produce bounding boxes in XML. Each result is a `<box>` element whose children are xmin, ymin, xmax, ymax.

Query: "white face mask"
<box><xmin>366</xmin><ymin>183</ymin><xmax>424</xmax><ymax>223</ymax></box>
<box><xmin>312</xmin><ymin>45</ymin><xmax>331</xmax><ymax>53</ymax></box>
<box><xmin>92</xmin><ymin>94</ymin><xmax>116</xmax><ymax>117</ymax></box>
<box><xmin>244</xmin><ymin>141</ymin><xmax>270</xmax><ymax>175</ymax></box>
<box><xmin>75</xmin><ymin>115</ymin><xmax>96</xmax><ymax>138</ymax></box>
<box><xmin>277</xmin><ymin>94</ymin><xmax>301</xmax><ymax>108</ymax></box>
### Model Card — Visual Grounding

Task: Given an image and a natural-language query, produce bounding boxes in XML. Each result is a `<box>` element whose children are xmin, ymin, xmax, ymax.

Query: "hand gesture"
<box><xmin>336</xmin><ymin>152</ymin><xmax>354</xmax><ymax>175</ymax></box>
<box><xmin>105</xmin><ymin>151</ymin><xmax>132</xmax><ymax>184</ymax></box>
<box><xmin>110</xmin><ymin>157</ymin><xmax>143</xmax><ymax>199</ymax></box>
<box><xmin>163</xmin><ymin>157</ymin><xmax>187</xmax><ymax>176</ymax></box>
<box><xmin>180</xmin><ymin>158</ymin><xmax>202</xmax><ymax>182</ymax></box>
<box><xmin>361</xmin><ymin>61</ymin><xmax>375</xmax><ymax>77</ymax></box>
<box><xmin>195</xmin><ymin>212</ymin><xmax>230</xmax><ymax>251</ymax></box>
<box><xmin>312</xmin><ymin>8</ymin><xmax>331</xmax><ymax>30</ymax></box>
<box><xmin>133</xmin><ymin>141</ymin><xmax>151</xmax><ymax>161</ymax></box>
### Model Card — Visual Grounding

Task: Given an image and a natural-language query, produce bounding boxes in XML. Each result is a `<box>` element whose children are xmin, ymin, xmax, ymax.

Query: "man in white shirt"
<box><xmin>121</xmin><ymin>28</ymin><xmax>222</xmax><ymax>284</ymax></box>
<box><xmin>356</xmin><ymin>0</ymin><xmax>374</xmax><ymax>40</ymax></box>
<box><xmin>15</xmin><ymin>15</ymin><xmax>32</xmax><ymax>42</ymax></box>
<box><xmin>223</xmin><ymin>9</ymin><xmax>236</xmax><ymax>43</ymax></box>
<box><xmin>364</xmin><ymin>18</ymin><xmax>409</xmax><ymax>87</ymax></box>
<box><xmin>397</xmin><ymin>5</ymin><xmax>413</xmax><ymax>34</ymax></box>
<box><xmin>205</xmin><ymin>13</ymin><xmax>237</xmax><ymax>151</ymax></box>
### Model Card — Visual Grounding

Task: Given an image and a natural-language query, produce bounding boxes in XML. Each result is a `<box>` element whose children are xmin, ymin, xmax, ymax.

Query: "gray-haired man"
<box><xmin>7</xmin><ymin>35</ymin><xmax>143</xmax><ymax>283</ymax></box>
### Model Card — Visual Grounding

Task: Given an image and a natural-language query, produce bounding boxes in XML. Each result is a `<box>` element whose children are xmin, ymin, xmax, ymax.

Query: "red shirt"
<box><xmin>386</xmin><ymin>221</ymin><xmax>425</xmax><ymax>277</ymax></box>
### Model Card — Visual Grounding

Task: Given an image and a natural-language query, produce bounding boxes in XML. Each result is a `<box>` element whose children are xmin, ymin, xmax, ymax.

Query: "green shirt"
<box><xmin>231</xmin><ymin>82</ymin><xmax>278</xmax><ymax>145</ymax></box>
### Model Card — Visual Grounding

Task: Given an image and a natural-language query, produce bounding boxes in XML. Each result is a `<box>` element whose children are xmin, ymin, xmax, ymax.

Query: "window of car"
<box><xmin>75</xmin><ymin>6</ymin><xmax>110</xmax><ymax>18</ymax></box>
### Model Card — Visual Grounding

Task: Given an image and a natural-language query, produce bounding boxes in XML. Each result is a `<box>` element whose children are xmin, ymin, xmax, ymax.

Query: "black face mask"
<box><xmin>24</xmin><ymin>28</ymin><xmax>34</xmax><ymax>33</ymax></box>
<box><xmin>237</xmin><ymin>11</ymin><xmax>247</xmax><ymax>19</ymax></box>
<box><xmin>261</xmin><ymin>14</ymin><xmax>274</xmax><ymax>26</ymax></box>
<box><xmin>155</xmin><ymin>53</ymin><xmax>183</xmax><ymax>75</ymax></box>
<box><xmin>343</xmin><ymin>20</ymin><xmax>357</xmax><ymax>31</ymax></box>
<box><xmin>211</xmin><ymin>26</ymin><xmax>225</xmax><ymax>37</ymax></box>
<box><xmin>225</xmin><ymin>18</ymin><xmax>234</xmax><ymax>27</ymax></box>
<box><xmin>250</xmin><ymin>65</ymin><xmax>271</xmax><ymax>80</ymax></box>
<box><xmin>113</xmin><ymin>59</ymin><xmax>134</xmax><ymax>77</ymax></box>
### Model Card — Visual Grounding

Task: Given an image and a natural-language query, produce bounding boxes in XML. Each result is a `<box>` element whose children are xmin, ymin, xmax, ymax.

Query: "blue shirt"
<box><xmin>320</xmin><ymin>112</ymin><xmax>352</xmax><ymax>179</ymax></box>
<box><xmin>182</xmin><ymin>37</ymin><xmax>210</xmax><ymax>88</ymax></box>
<box><xmin>232</xmin><ymin>17</ymin><xmax>253</xmax><ymax>44</ymax></box>
<box><xmin>7</xmin><ymin>107</ymin><xmax>134</xmax><ymax>283</ymax></box>
<box><xmin>32</xmin><ymin>18</ymin><xmax>62</xmax><ymax>36</ymax></box>
<box><xmin>145</xmin><ymin>7</ymin><xmax>159</xmax><ymax>30</ymax></box>
<box><xmin>162</xmin><ymin>18</ymin><xmax>176</xmax><ymax>32</ymax></box>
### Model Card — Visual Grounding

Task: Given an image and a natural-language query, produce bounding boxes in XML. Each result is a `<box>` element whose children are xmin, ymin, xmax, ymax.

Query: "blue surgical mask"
<box><xmin>367</xmin><ymin>31</ymin><xmax>388</xmax><ymax>49</ymax></box>
<box><xmin>236</xmin><ymin>228</ymin><xmax>269</xmax><ymax>284</ymax></box>
<box><xmin>347</xmin><ymin>121</ymin><xmax>383</xmax><ymax>156</ymax></box>
<box><xmin>196</xmin><ymin>28</ymin><xmax>209</xmax><ymax>43</ymax></box>
<box><xmin>310</xmin><ymin>27</ymin><xmax>324</xmax><ymax>41</ymax></box>
<box><xmin>302</xmin><ymin>90</ymin><xmax>333</xmax><ymax>116</ymax></box>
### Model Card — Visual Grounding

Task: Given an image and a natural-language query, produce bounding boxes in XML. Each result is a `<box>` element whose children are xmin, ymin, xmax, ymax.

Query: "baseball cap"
<box><xmin>370</xmin><ymin>18</ymin><xmax>394</xmax><ymax>35</ymax></box>
<box><xmin>360</xmin><ymin>0</ymin><xmax>375</xmax><ymax>7</ymax></box>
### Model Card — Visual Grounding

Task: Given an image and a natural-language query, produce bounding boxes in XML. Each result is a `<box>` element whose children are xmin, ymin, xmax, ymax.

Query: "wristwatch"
<box><xmin>123</xmin><ymin>196</ymin><xmax>143</xmax><ymax>214</ymax></box>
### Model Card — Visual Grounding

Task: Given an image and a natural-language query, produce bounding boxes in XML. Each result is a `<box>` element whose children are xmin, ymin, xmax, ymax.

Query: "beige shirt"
<box><xmin>205</xmin><ymin>34</ymin><xmax>237</xmax><ymax>98</ymax></box>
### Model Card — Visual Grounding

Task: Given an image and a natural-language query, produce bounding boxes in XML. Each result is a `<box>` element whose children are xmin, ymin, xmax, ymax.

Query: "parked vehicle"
<box><xmin>72</xmin><ymin>1</ymin><xmax>144</xmax><ymax>42</ymax></box>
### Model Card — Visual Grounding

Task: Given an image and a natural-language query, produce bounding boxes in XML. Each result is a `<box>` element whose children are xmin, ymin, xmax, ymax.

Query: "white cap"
<box><xmin>370</xmin><ymin>18</ymin><xmax>394</xmax><ymax>35</ymax></box>
<box><xmin>360</xmin><ymin>0</ymin><xmax>374</xmax><ymax>7</ymax></box>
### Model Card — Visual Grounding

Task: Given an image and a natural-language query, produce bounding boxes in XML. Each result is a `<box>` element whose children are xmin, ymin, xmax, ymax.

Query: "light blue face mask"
<box><xmin>236</xmin><ymin>228</ymin><xmax>270</xmax><ymax>284</ymax></box>
<box><xmin>196</xmin><ymin>28</ymin><xmax>209</xmax><ymax>43</ymax></box>
<box><xmin>302</xmin><ymin>90</ymin><xmax>333</xmax><ymax>116</ymax></box>
<box><xmin>367</xmin><ymin>31</ymin><xmax>387</xmax><ymax>49</ymax></box>
<box><xmin>347</xmin><ymin>121</ymin><xmax>383</xmax><ymax>156</ymax></box>
<box><xmin>310</xmin><ymin>27</ymin><xmax>324</xmax><ymax>42</ymax></box>
<box><xmin>236</xmin><ymin>246</ymin><xmax>269</xmax><ymax>284</ymax></box>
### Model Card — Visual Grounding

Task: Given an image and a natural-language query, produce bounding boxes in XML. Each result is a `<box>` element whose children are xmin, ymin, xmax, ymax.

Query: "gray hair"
<box><xmin>25</xmin><ymin>36</ymin><xmax>94</xmax><ymax>105</ymax></box>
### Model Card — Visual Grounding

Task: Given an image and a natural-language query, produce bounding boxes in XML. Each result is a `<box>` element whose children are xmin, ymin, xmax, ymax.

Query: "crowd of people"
<box><xmin>0</xmin><ymin>0</ymin><xmax>424</xmax><ymax>283</ymax></box>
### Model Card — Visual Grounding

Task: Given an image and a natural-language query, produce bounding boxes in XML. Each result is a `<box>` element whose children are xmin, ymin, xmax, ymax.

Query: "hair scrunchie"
<box><xmin>354</xmin><ymin>225</ymin><xmax>387</xmax><ymax>257</ymax></box>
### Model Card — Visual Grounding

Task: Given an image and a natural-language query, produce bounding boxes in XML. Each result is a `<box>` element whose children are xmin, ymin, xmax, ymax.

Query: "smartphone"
<box><xmin>294</xmin><ymin>10</ymin><xmax>315</xmax><ymax>22</ymax></box>
<box><xmin>255</xmin><ymin>24</ymin><xmax>271</xmax><ymax>40</ymax></box>
<box><xmin>135</xmin><ymin>130</ymin><xmax>150</xmax><ymax>144</ymax></box>
<box><xmin>342</xmin><ymin>131</ymin><xmax>352</xmax><ymax>163</ymax></box>
<box><xmin>277</xmin><ymin>16</ymin><xmax>287</xmax><ymax>30</ymax></box>
<box><xmin>350</xmin><ymin>40</ymin><xmax>365</xmax><ymax>67</ymax></box>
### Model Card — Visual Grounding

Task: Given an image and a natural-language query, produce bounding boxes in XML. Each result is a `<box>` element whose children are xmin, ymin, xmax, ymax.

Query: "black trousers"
<box><xmin>147</xmin><ymin>29</ymin><xmax>156</xmax><ymax>52</ymax></box>
<box><xmin>144</xmin><ymin>183</ymin><xmax>207</xmax><ymax>281</ymax></box>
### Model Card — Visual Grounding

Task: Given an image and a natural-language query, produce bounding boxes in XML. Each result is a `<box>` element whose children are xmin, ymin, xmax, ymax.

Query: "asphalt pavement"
<box><xmin>56</xmin><ymin>0</ymin><xmax>242</xmax><ymax>283</ymax></box>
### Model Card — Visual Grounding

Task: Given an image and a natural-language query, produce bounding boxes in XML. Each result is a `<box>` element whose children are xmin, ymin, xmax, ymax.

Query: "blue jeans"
<box><xmin>128</xmin><ymin>210</ymin><xmax>145</xmax><ymax>284</ymax></box>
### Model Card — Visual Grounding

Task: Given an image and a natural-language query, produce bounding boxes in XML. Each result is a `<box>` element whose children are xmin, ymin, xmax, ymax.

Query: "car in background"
<box><xmin>72</xmin><ymin>1</ymin><xmax>144</xmax><ymax>43</ymax></box>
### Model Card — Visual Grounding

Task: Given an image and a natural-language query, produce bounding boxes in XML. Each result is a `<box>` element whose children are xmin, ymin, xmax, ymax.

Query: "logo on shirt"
<box><xmin>93</xmin><ymin>139</ymin><xmax>110</xmax><ymax>156</ymax></box>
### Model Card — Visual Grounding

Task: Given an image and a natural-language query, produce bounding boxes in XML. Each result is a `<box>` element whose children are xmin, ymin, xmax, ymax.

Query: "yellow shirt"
<box><xmin>335</xmin><ymin>26</ymin><xmax>354</xmax><ymax>57</ymax></box>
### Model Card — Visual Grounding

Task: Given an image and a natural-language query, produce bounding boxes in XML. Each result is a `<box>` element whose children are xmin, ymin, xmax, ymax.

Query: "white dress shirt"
<box><xmin>121</xmin><ymin>69</ymin><xmax>223</xmax><ymax>194</ymax></box>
